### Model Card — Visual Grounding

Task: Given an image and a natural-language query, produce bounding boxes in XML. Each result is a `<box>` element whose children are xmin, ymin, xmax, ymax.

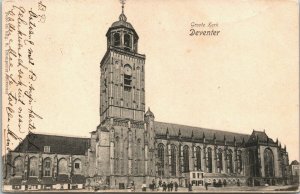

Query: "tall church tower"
<box><xmin>100</xmin><ymin>2</ymin><xmax>146</xmax><ymax>124</ymax></box>
<box><xmin>93</xmin><ymin>1</ymin><xmax>152</xmax><ymax>188</ymax></box>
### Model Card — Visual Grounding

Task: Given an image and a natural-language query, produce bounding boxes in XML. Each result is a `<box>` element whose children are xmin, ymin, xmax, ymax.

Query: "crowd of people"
<box><xmin>130</xmin><ymin>179</ymin><xmax>198</xmax><ymax>192</ymax></box>
<box><xmin>149</xmin><ymin>179</ymin><xmax>179</xmax><ymax>191</ymax></box>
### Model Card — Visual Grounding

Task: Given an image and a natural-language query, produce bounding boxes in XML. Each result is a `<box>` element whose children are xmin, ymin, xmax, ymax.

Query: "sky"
<box><xmin>3</xmin><ymin>0</ymin><xmax>299</xmax><ymax>161</ymax></box>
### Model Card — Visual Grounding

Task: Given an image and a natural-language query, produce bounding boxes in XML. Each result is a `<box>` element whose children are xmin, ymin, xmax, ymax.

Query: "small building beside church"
<box><xmin>290</xmin><ymin>160</ymin><xmax>300</xmax><ymax>185</ymax></box>
<box><xmin>3</xmin><ymin>133</ymin><xmax>88</xmax><ymax>191</ymax></box>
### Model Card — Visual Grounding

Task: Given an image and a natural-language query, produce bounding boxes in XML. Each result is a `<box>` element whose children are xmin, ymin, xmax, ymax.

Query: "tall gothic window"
<box><xmin>113</xmin><ymin>33</ymin><xmax>120</xmax><ymax>46</ymax></box>
<box><xmin>183</xmin><ymin>145</ymin><xmax>189</xmax><ymax>173</ymax></box>
<box><xmin>264</xmin><ymin>148</ymin><xmax>274</xmax><ymax>177</ymax></box>
<box><xmin>249</xmin><ymin>149</ymin><xmax>260</xmax><ymax>177</ymax></box>
<box><xmin>178</xmin><ymin>145</ymin><xmax>182</xmax><ymax>173</ymax></box>
<box><xmin>115</xmin><ymin>136</ymin><xmax>120</xmax><ymax>174</ymax></box>
<box><xmin>13</xmin><ymin>157</ymin><xmax>24</xmax><ymax>177</ymax></box>
<box><xmin>171</xmin><ymin>145</ymin><xmax>177</xmax><ymax>176</ymax></box>
<box><xmin>207</xmin><ymin>147</ymin><xmax>212</xmax><ymax>173</ymax></box>
<box><xmin>43</xmin><ymin>158</ymin><xmax>52</xmax><ymax>177</ymax></box>
<box><xmin>136</xmin><ymin>139</ymin><xmax>142</xmax><ymax>175</ymax></box>
<box><xmin>124</xmin><ymin>34</ymin><xmax>131</xmax><ymax>50</ymax></box>
<box><xmin>134</xmin><ymin>36</ymin><xmax>138</xmax><ymax>52</ymax></box>
<box><xmin>29</xmin><ymin>157</ymin><xmax>38</xmax><ymax>177</ymax></box>
<box><xmin>237</xmin><ymin>150</ymin><xmax>243</xmax><ymax>174</ymax></box>
<box><xmin>58</xmin><ymin>158</ymin><xmax>68</xmax><ymax>175</ymax></box>
<box><xmin>196</xmin><ymin>147</ymin><xmax>201</xmax><ymax>171</ymax></box>
<box><xmin>158</xmin><ymin>144</ymin><xmax>165</xmax><ymax>176</ymax></box>
<box><xmin>283</xmin><ymin>154</ymin><xmax>288</xmax><ymax>166</ymax></box>
<box><xmin>227</xmin><ymin>149</ymin><xmax>233</xmax><ymax>173</ymax></box>
<box><xmin>217</xmin><ymin>148</ymin><xmax>223</xmax><ymax>173</ymax></box>
<box><xmin>282</xmin><ymin>154</ymin><xmax>287</xmax><ymax>177</ymax></box>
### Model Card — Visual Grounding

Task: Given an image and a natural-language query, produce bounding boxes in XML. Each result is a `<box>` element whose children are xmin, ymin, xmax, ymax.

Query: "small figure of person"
<box><xmin>159</xmin><ymin>179</ymin><xmax>162</xmax><ymax>187</ymax></box>
<box><xmin>152</xmin><ymin>179</ymin><xmax>156</xmax><ymax>191</ymax></box>
<box><xmin>218</xmin><ymin>179</ymin><xmax>222</xmax><ymax>187</ymax></box>
<box><xmin>162</xmin><ymin>182</ymin><xmax>167</xmax><ymax>191</ymax></box>
<box><xmin>167</xmin><ymin>182</ymin><xmax>170</xmax><ymax>191</ymax></box>
<box><xmin>170</xmin><ymin>181</ymin><xmax>173</xmax><ymax>191</ymax></box>
<box><xmin>174</xmin><ymin>181</ymin><xmax>178</xmax><ymax>191</ymax></box>
<box><xmin>190</xmin><ymin>182</ymin><xmax>193</xmax><ymax>191</ymax></box>
<box><xmin>141</xmin><ymin>183</ymin><xmax>147</xmax><ymax>192</ymax></box>
<box><xmin>131</xmin><ymin>182</ymin><xmax>135</xmax><ymax>192</ymax></box>
<box><xmin>205</xmin><ymin>182</ymin><xmax>208</xmax><ymax>190</ymax></box>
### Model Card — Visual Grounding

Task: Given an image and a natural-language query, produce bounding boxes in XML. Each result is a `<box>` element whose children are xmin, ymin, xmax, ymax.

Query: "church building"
<box><xmin>3</xmin><ymin>3</ymin><xmax>291</xmax><ymax>191</ymax></box>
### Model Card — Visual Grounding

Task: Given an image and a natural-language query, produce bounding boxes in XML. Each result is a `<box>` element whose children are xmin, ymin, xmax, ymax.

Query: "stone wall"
<box><xmin>7</xmin><ymin>152</ymin><xmax>88</xmax><ymax>179</ymax></box>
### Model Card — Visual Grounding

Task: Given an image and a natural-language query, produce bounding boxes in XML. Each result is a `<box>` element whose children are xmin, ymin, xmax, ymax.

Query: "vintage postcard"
<box><xmin>2</xmin><ymin>0</ymin><xmax>299</xmax><ymax>192</ymax></box>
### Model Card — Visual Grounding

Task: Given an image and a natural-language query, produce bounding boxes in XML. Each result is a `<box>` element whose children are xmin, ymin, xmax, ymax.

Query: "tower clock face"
<box><xmin>124</xmin><ymin>65</ymin><xmax>132</xmax><ymax>75</ymax></box>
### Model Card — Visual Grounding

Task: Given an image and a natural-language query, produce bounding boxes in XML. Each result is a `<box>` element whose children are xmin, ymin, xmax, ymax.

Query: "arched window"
<box><xmin>73</xmin><ymin>158</ymin><xmax>82</xmax><ymax>174</ymax></box>
<box><xmin>207</xmin><ymin>147</ymin><xmax>212</xmax><ymax>173</ymax></box>
<box><xmin>217</xmin><ymin>148</ymin><xmax>223</xmax><ymax>173</ymax></box>
<box><xmin>178</xmin><ymin>144</ymin><xmax>182</xmax><ymax>173</ymax></box>
<box><xmin>183</xmin><ymin>145</ymin><xmax>189</xmax><ymax>173</ymax></box>
<box><xmin>282</xmin><ymin>154</ymin><xmax>287</xmax><ymax>177</ymax></box>
<box><xmin>58</xmin><ymin>158</ymin><xmax>68</xmax><ymax>175</ymax></box>
<box><xmin>113</xmin><ymin>33</ymin><xmax>120</xmax><ymax>46</ymax></box>
<box><xmin>43</xmin><ymin>158</ymin><xmax>52</xmax><ymax>177</ymax></box>
<box><xmin>249</xmin><ymin>149</ymin><xmax>260</xmax><ymax>177</ymax></box>
<box><xmin>133</xmin><ymin>36</ymin><xmax>138</xmax><ymax>52</ymax></box>
<box><xmin>227</xmin><ymin>149</ymin><xmax>233</xmax><ymax>173</ymax></box>
<box><xmin>124</xmin><ymin>64</ymin><xmax>132</xmax><ymax>91</ymax></box>
<box><xmin>13</xmin><ymin>157</ymin><xmax>24</xmax><ymax>177</ymax></box>
<box><xmin>115</xmin><ymin>136</ymin><xmax>120</xmax><ymax>174</ymax></box>
<box><xmin>124</xmin><ymin>34</ymin><xmax>131</xmax><ymax>49</ymax></box>
<box><xmin>29</xmin><ymin>157</ymin><xmax>38</xmax><ymax>177</ymax></box>
<box><xmin>136</xmin><ymin>139</ymin><xmax>142</xmax><ymax>175</ymax></box>
<box><xmin>237</xmin><ymin>150</ymin><xmax>242</xmax><ymax>174</ymax></box>
<box><xmin>196</xmin><ymin>147</ymin><xmax>201</xmax><ymax>171</ymax></box>
<box><xmin>158</xmin><ymin>144</ymin><xmax>165</xmax><ymax>176</ymax></box>
<box><xmin>264</xmin><ymin>148</ymin><xmax>274</xmax><ymax>177</ymax></box>
<box><xmin>170</xmin><ymin>145</ymin><xmax>177</xmax><ymax>176</ymax></box>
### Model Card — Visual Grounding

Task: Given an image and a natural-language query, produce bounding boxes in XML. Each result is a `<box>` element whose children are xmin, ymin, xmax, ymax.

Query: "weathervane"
<box><xmin>120</xmin><ymin>0</ymin><xmax>126</xmax><ymax>14</ymax></box>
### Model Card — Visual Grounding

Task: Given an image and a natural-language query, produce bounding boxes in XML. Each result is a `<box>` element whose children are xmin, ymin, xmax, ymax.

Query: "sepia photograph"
<box><xmin>2</xmin><ymin>0</ymin><xmax>299</xmax><ymax>192</ymax></box>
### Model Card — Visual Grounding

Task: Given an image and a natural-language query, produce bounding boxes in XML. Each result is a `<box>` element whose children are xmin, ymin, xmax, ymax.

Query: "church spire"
<box><xmin>119</xmin><ymin>0</ymin><xmax>127</xmax><ymax>21</ymax></box>
<box><xmin>121</xmin><ymin>0</ymin><xmax>125</xmax><ymax>14</ymax></box>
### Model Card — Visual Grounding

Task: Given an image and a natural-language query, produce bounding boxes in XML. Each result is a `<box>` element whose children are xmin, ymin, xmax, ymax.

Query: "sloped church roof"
<box><xmin>14</xmin><ymin>133</ymin><xmax>90</xmax><ymax>155</ymax></box>
<box><xmin>154</xmin><ymin>121</ymin><xmax>250</xmax><ymax>143</ymax></box>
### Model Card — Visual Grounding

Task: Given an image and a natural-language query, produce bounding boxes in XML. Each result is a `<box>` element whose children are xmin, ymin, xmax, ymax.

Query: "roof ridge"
<box><xmin>154</xmin><ymin>121</ymin><xmax>249</xmax><ymax>136</ymax></box>
<box><xmin>31</xmin><ymin>132</ymin><xmax>90</xmax><ymax>139</ymax></box>
<box><xmin>253</xmin><ymin>130</ymin><xmax>265</xmax><ymax>133</ymax></box>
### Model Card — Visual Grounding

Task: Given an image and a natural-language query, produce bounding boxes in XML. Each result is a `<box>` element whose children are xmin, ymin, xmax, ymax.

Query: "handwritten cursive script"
<box><xmin>3</xmin><ymin>1</ymin><xmax>47</xmax><ymax>155</ymax></box>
